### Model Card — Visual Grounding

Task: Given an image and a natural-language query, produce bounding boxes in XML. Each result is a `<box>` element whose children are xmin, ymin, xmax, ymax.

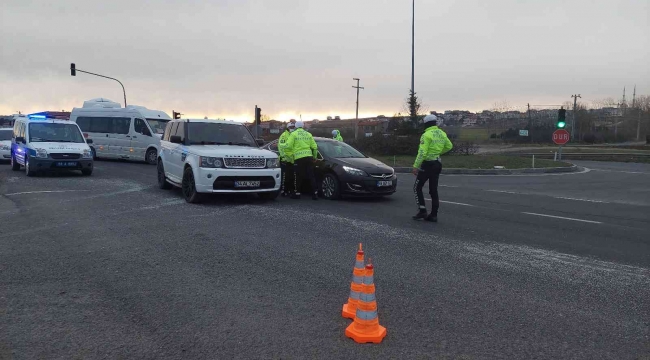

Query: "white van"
<box><xmin>69</xmin><ymin>98</ymin><xmax>171</xmax><ymax>164</ymax></box>
<box><xmin>10</xmin><ymin>115</ymin><xmax>94</xmax><ymax>176</ymax></box>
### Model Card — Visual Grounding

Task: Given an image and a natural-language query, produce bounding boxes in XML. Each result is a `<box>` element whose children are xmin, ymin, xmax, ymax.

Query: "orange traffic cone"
<box><xmin>342</xmin><ymin>243</ymin><xmax>365</xmax><ymax>319</ymax></box>
<box><xmin>345</xmin><ymin>261</ymin><xmax>387</xmax><ymax>344</ymax></box>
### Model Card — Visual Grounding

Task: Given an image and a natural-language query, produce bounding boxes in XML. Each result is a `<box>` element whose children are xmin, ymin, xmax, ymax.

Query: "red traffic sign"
<box><xmin>553</xmin><ymin>129</ymin><xmax>570</xmax><ymax>145</ymax></box>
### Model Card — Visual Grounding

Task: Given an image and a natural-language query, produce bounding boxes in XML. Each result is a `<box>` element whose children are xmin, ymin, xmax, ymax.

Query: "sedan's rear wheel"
<box><xmin>321</xmin><ymin>173</ymin><xmax>340</xmax><ymax>200</ymax></box>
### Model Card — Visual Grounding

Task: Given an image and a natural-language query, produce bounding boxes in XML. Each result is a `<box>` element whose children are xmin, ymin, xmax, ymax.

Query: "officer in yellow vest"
<box><xmin>412</xmin><ymin>115</ymin><xmax>453</xmax><ymax>222</ymax></box>
<box><xmin>285</xmin><ymin>121</ymin><xmax>319</xmax><ymax>200</ymax></box>
<box><xmin>278</xmin><ymin>121</ymin><xmax>296</xmax><ymax>196</ymax></box>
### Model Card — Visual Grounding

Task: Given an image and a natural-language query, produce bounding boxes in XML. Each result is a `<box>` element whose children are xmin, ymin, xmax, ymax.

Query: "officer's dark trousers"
<box><xmin>413</xmin><ymin>160</ymin><xmax>442</xmax><ymax>214</ymax></box>
<box><xmin>294</xmin><ymin>157</ymin><xmax>317</xmax><ymax>195</ymax></box>
<box><xmin>281</xmin><ymin>162</ymin><xmax>294</xmax><ymax>193</ymax></box>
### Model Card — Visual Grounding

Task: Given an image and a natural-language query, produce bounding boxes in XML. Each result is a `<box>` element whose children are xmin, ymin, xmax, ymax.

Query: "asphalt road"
<box><xmin>1</xmin><ymin>159</ymin><xmax>648</xmax><ymax>359</ymax></box>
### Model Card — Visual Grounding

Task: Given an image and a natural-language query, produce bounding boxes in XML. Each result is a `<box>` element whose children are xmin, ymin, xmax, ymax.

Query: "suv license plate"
<box><xmin>234</xmin><ymin>181</ymin><xmax>260</xmax><ymax>188</ymax></box>
<box><xmin>56</xmin><ymin>161</ymin><xmax>78</xmax><ymax>167</ymax></box>
<box><xmin>377</xmin><ymin>180</ymin><xmax>392</xmax><ymax>187</ymax></box>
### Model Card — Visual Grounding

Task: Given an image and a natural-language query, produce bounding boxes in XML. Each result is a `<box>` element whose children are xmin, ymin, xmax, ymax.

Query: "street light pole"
<box><xmin>352</xmin><ymin>78</ymin><xmax>364</xmax><ymax>140</ymax></box>
<box><xmin>411</xmin><ymin>0</ymin><xmax>415</xmax><ymax>95</ymax></box>
<box><xmin>70</xmin><ymin>63</ymin><xmax>127</xmax><ymax>108</ymax></box>
<box><xmin>571</xmin><ymin>94</ymin><xmax>581</xmax><ymax>141</ymax></box>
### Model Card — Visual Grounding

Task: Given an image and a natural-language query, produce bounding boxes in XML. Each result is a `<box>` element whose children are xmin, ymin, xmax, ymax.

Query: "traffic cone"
<box><xmin>345</xmin><ymin>261</ymin><xmax>387</xmax><ymax>344</ymax></box>
<box><xmin>342</xmin><ymin>243</ymin><xmax>365</xmax><ymax>319</ymax></box>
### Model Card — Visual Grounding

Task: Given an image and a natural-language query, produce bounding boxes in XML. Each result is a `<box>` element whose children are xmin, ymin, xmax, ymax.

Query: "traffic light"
<box><xmin>557</xmin><ymin>107</ymin><xmax>567</xmax><ymax>129</ymax></box>
<box><xmin>70</xmin><ymin>63</ymin><xmax>76</xmax><ymax>76</ymax></box>
<box><xmin>255</xmin><ymin>106</ymin><xmax>262</xmax><ymax>124</ymax></box>
<box><xmin>172</xmin><ymin>111</ymin><xmax>181</xmax><ymax>119</ymax></box>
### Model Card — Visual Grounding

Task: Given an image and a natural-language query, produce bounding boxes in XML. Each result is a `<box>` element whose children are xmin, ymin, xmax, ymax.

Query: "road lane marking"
<box><xmin>427</xmin><ymin>199</ymin><xmax>475</xmax><ymax>207</ymax></box>
<box><xmin>590</xmin><ymin>169</ymin><xmax>650</xmax><ymax>175</ymax></box>
<box><xmin>487</xmin><ymin>190</ymin><xmax>520</xmax><ymax>194</ymax></box>
<box><xmin>521</xmin><ymin>212</ymin><xmax>602</xmax><ymax>224</ymax></box>
<box><xmin>553</xmin><ymin>196</ymin><xmax>608</xmax><ymax>203</ymax></box>
<box><xmin>439</xmin><ymin>185</ymin><xmax>459</xmax><ymax>188</ymax></box>
<box><xmin>4</xmin><ymin>190</ymin><xmax>89</xmax><ymax>196</ymax></box>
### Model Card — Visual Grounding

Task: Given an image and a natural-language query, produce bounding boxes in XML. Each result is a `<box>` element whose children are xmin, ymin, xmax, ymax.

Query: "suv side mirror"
<box><xmin>256</xmin><ymin>139</ymin><xmax>265</xmax><ymax>146</ymax></box>
<box><xmin>15</xmin><ymin>136</ymin><xmax>25</xmax><ymax>144</ymax></box>
<box><xmin>86</xmin><ymin>139</ymin><xmax>94</xmax><ymax>144</ymax></box>
<box><xmin>170</xmin><ymin>135</ymin><xmax>183</xmax><ymax>144</ymax></box>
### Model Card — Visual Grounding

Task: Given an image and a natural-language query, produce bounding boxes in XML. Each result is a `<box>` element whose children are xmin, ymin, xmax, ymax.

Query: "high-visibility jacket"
<box><xmin>285</xmin><ymin>128</ymin><xmax>318</xmax><ymax>163</ymax></box>
<box><xmin>333</xmin><ymin>130</ymin><xmax>343</xmax><ymax>142</ymax></box>
<box><xmin>278</xmin><ymin>130</ymin><xmax>291</xmax><ymax>162</ymax></box>
<box><xmin>413</xmin><ymin>126</ymin><xmax>453</xmax><ymax>168</ymax></box>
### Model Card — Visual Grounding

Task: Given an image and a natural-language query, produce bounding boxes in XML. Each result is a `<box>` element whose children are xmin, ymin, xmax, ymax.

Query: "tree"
<box><xmin>261</xmin><ymin>114</ymin><xmax>271</xmax><ymax>122</ymax></box>
<box><xmin>403</xmin><ymin>90</ymin><xmax>428</xmax><ymax>127</ymax></box>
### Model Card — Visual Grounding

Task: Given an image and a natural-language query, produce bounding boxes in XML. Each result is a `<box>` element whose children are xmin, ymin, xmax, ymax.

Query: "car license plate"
<box><xmin>56</xmin><ymin>161</ymin><xmax>78</xmax><ymax>167</ymax></box>
<box><xmin>234</xmin><ymin>180</ymin><xmax>260</xmax><ymax>188</ymax></box>
<box><xmin>377</xmin><ymin>180</ymin><xmax>392</xmax><ymax>187</ymax></box>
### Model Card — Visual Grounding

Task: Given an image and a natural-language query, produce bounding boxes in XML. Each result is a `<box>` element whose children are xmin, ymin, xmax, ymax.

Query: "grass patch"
<box><xmin>371</xmin><ymin>154</ymin><xmax>572</xmax><ymax>169</ymax></box>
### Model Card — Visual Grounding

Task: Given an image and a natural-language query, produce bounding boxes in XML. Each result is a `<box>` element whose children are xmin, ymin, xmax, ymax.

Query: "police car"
<box><xmin>157</xmin><ymin>119</ymin><xmax>281</xmax><ymax>203</ymax></box>
<box><xmin>10</xmin><ymin>114</ymin><xmax>94</xmax><ymax>176</ymax></box>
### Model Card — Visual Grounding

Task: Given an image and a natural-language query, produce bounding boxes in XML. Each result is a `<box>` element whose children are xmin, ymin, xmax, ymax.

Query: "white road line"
<box><xmin>590</xmin><ymin>169</ymin><xmax>650</xmax><ymax>175</ymax></box>
<box><xmin>487</xmin><ymin>189</ymin><xmax>520</xmax><ymax>194</ymax></box>
<box><xmin>4</xmin><ymin>190</ymin><xmax>89</xmax><ymax>196</ymax></box>
<box><xmin>439</xmin><ymin>185</ymin><xmax>459</xmax><ymax>188</ymax></box>
<box><xmin>521</xmin><ymin>212</ymin><xmax>602</xmax><ymax>224</ymax></box>
<box><xmin>426</xmin><ymin>199</ymin><xmax>475</xmax><ymax>207</ymax></box>
<box><xmin>553</xmin><ymin>196</ymin><xmax>608</xmax><ymax>203</ymax></box>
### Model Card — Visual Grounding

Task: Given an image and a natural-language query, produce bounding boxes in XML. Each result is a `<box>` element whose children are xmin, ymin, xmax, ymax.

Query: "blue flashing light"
<box><xmin>28</xmin><ymin>115</ymin><xmax>47</xmax><ymax>119</ymax></box>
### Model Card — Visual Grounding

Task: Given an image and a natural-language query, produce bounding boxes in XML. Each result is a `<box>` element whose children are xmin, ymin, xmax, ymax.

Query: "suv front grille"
<box><xmin>223</xmin><ymin>158</ymin><xmax>266</xmax><ymax>169</ymax></box>
<box><xmin>50</xmin><ymin>153</ymin><xmax>81</xmax><ymax>160</ymax></box>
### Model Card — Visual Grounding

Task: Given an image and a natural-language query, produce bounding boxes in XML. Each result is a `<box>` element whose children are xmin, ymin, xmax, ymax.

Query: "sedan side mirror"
<box><xmin>256</xmin><ymin>139</ymin><xmax>265</xmax><ymax>146</ymax></box>
<box><xmin>170</xmin><ymin>135</ymin><xmax>183</xmax><ymax>144</ymax></box>
<box><xmin>86</xmin><ymin>139</ymin><xmax>93</xmax><ymax>144</ymax></box>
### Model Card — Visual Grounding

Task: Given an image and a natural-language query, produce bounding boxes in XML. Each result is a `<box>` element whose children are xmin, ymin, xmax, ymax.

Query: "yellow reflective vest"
<box><xmin>278</xmin><ymin>130</ymin><xmax>291</xmax><ymax>162</ymax></box>
<box><xmin>413</xmin><ymin>126</ymin><xmax>453</xmax><ymax>168</ymax></box>
<box><xmin>285</xmin><ymin>128</ymin><xmax>318</xmax><ymax>163</ymax></box>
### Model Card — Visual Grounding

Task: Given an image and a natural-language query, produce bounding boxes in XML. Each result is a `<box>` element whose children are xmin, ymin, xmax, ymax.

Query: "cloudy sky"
<box><xmin>1</xmin><ymin>0</ymin><xmax>648</xmax><ymax>121</ymax></box>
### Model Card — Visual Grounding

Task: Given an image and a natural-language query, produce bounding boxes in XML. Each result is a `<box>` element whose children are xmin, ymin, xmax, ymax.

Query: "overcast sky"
<box><xmin>1</xmin><ymin>0</ymin><xmax>648</xmax><ymax>121</ymax></box>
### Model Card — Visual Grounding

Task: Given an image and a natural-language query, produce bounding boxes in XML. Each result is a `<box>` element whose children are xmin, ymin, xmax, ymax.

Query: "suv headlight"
<box><xmin>266</xmin><ymin>158</ymin><xmax>279</xmax><ymax>168</ymax></box>
<box><xmin>200</xmin><ymin>156</ymin><xmax>223</xmax><ymax>168</ymax></box>
<box><xmin>82</xmin><ymin>149</ymin><xmax>93</xmax><ymax>159</ymax></box>
<box><xmin>35</xmin><ymin>148</ymin><xmax>48</xmax><ymax>158</ymax></box>
<box><xmin>342</xmin><ymin>166</ymin><xmax>367</xmax><ymax>177</ymax></box>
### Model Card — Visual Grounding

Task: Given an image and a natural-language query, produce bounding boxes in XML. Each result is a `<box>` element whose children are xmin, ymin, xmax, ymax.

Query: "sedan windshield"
<box><xmin>146</xmin><ymin>119</ymin><xmax>170</xmax><ymax>135</ymax></box>
<box><xmin>187</xmin><ymin>122</ymin><xmax>257</xmax><ymax>146</ymax></box>
<box><xmin>29</xmin><ymin>123</ymin><xmax>85</xmax><ymax>143</ymax></box>
<box><xmin>0</xmin><ymin>130</ymin><xmax>12</xmax><ymax>141</ymax></box>
<box><xmin>317</xmin><ymin>140</ymin><xmax>366</xmax><ymax>158</ymax></box>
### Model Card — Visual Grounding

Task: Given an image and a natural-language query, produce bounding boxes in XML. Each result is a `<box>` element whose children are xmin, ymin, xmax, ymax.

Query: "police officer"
<box><xmin>332</xmin><ymin>129</ymin><xmax>343</xmax><ymax>141</ymax></box>
<box><xmin>285</xmin><ymin>121</ymin><xmax>318</xmax><ymax>200</ymax></box>
<box><xmin>412</xmin><ymin>114</ymin><xmax>453</xmax><ymax>222</ymax></box>
<box><xmin>278</xmin><ymin>121</ymin><xmax>296</xmax><ymax>196</ymax></box>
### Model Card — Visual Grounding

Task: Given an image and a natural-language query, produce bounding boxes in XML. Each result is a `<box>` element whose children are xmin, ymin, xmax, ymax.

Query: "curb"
<box><xmin>393</xmin><ymin>165</ymin><xmax>580</xmax><ymax>175</ymax></box>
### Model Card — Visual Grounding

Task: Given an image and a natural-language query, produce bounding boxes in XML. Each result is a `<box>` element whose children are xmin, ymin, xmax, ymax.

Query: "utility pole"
<box><xmin>633</xmin><ymin>85</ymin><xmax>641</xmax><ymax>141</ymax></box>
<box><xmin>411</xmin><ymin>0</ymin><xmax>415</xmax><ymax>95</ymax></box>
<box><xmin>571</xmin><ymin>94</ymin><xmax>581</xmax><ymax>141</ymax></box>
<box><xmin>528</xmin><ymin>103</ymin><xmax>533</xmax><ymax>144</ymax></box>
<box><xmin>352</xmin><ymin>78</ymin><xmax>364</xmax><ymax>140</ymax></box>
<box><xmin>70</xmin><ymin>63</ymin><xmax>127</xmax><ymax>107</ymax></box>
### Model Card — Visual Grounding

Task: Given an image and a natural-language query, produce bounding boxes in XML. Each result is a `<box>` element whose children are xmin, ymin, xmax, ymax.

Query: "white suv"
<box><xmin>157</xmin><ymin>119</ymin><xmax>281</xmax><ymax>203</ymax></box>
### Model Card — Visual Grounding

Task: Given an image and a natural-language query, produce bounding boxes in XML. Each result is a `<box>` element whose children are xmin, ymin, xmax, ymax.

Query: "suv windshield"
<box><xmin>0</xmin><ymin>130</ymin><xmax>12</xmax><ymax>141</ymax></box>
<box><xmin>29</xmin><ymin>123</ymin><xmax>85</xmax><ymax>143</ymax></box>
<box><xmin>187</xmin><ymin>122</ymin><xmax>257</xmax><ymax>146</ymax></box>
<box><xmin>146</xmin><ymin>119</ymin><xmax>170</xmax><ymax>135</ymax></box>
<box><xmin>317</xmin><ymin>140</ymin><xmax>366</xmax><ymax>158</ymax></box>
